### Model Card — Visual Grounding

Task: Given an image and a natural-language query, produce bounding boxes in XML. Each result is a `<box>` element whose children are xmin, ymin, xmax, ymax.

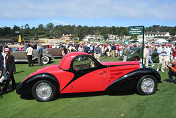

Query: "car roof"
<box><xmin>8</xmin><ymin>45</ymin><xmax>24</xmax><ymax>48</ymax></box>
<box><xmin>59</xmin><ymin>52</ymin><xmax>91</xmax><ymax>70</ymax></box>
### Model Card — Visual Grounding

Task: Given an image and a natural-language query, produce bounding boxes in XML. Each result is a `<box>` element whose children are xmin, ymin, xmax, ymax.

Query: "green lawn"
<box><xmin>0</xmin><ymin>57</ymin><xmax>175</xmax><ymax>118</ymax></box>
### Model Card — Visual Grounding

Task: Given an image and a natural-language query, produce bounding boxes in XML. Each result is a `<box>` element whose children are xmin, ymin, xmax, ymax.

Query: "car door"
<box><xmin>11</xmin><ymin>50</ymin><xmax>28</xmax><ymax>62</ymax></box>
<box><xmin>70</xmin><ymin>55</ymin><xmax>109</xmax><ymax>93</ymax></box>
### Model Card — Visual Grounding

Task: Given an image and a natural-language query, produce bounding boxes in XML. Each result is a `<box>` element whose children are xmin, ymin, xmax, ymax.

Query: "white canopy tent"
<box><xmin>137</xmin><ymin>38</ymin><xmax>147</xmax><ymax>43</ymax></box>
<box><xmin>155</xmin><ymin>39</ymin><xmax>168</xmax><ymax>44</ymax></box>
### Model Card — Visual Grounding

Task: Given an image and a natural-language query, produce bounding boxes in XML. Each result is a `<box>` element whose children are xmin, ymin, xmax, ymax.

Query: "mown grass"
<box><xmin>0</xmin><ymin>57</ymin><xmax>175</xmax><ymax>118</ymax></box>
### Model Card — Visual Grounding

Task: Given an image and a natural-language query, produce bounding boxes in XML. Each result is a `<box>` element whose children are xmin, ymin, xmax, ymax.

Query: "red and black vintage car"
<box><xmin>16</xmin><ymin>52</ymin><xmax>161</xmax><ymax>102</ymax></box>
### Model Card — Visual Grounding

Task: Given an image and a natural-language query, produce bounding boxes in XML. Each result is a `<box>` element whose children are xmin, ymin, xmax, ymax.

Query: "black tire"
<box><xmin>32</xmin><ymin>80</ymin><xmax>57</xmax><ymax>102</ymax></box>
<box><xmin>137</xmin><ymin>75</ymin><xmax>158</xmax><ymax>95</ymax></box>
<box><xmin>42</xmin><ymin>56</ymin><xmax>50</xmax><ymax>64</ymax></box>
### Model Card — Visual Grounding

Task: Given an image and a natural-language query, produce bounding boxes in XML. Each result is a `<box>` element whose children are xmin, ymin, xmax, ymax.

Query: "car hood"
<box><xmin>101</xmin><ymin>61</ymin><xmax>139</xmax><ymax>66</ymax></box>
<box><xmin>26</xmin><ymin>64</ymin><xmax>60</xmax><ymax>79</ymax></box>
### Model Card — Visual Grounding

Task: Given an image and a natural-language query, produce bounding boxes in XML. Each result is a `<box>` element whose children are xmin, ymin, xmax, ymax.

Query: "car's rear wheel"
<box><xmin>42</xmin><ymin>56</ymin><xmax>50</xmax><ymax>64</ymax></box>
<box><xmin>32</xmin><ymin>80</ymin><xmax>57</xmax><ymax>102</ymax></box>
<box><xmin>137</xmin><ymin>75</ymin><xmax>158</xmax><ymax>95</ymax></box>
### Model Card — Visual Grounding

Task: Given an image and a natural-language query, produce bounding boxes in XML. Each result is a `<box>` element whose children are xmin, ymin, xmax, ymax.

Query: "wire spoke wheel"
<box><xmin>137</xmin><ymin>75</ymin><xmax>158</xmax><ymax>95</ymax></box>
<box><xmin>32</xmin><ymin>80</ymin><xmax>57</xmax><ymax>102</ymax></box>
<box><xmin>36</xmin><ymin>82</ymin><xmax>52</xmax><ymax>100</ymax></box>
<box><xmin>141</xmin><ymin>78</ymin><xmax>155</xmax><ymax>93</ymax></box>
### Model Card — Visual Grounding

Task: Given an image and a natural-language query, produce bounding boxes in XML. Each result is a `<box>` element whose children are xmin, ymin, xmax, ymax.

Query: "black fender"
<box><xmin>16</xmin><ymin>73</ymin><xmax>59</xmax><ymax>95</ymax></box>
<box><xmin>105</xmin><ymin>68</ymin><xmax>161</xmax><ymax>92</ymax></box>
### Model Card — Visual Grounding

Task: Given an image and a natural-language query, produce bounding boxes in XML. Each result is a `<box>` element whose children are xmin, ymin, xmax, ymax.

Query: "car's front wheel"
<box><xmin>137</xmin><ymin>75</ymin><xmax>158</xmax><ymax>95</ymax></box>
<box><xmin>32</xmin><ymin>80</ymin><xmax>57</xmax><ymax>102</ymax></box>
<box><xmin>42</xmin><ymin>56</ymin><xmax>50</xmax><ymax>64</ymax></box>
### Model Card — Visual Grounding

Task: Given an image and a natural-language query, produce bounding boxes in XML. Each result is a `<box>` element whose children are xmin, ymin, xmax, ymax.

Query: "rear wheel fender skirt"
<box><xmin>106</xmin><ymin>68</ymin><xmax>161</xmax><ymax>92</ymax></box>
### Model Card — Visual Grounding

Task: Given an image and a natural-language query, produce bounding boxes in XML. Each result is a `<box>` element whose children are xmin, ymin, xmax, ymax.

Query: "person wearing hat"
<box><xmin>0</xmin><ymin>46</ymin><xmax>8</xmax><ymax>84</ymax></box>
<box><xmin>157</xmin><ymin>44</ymin><xmax>167</xmax><ymax>72</ymax></box>
<box><xmin>2</xmin><ymin>48</ymin><xmax>16</xmax><ymax>91</ymax></box>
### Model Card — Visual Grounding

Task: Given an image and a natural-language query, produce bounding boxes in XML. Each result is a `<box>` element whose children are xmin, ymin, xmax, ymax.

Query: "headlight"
<box><xmin>139</xmin><ymin>61</ymin><xmax>143</xmax><ymax>68</ymax></box>
<box><xmin>46</xmin><ymin>49</ymin><xmax>49</xmax><ymax>54</ymax></box>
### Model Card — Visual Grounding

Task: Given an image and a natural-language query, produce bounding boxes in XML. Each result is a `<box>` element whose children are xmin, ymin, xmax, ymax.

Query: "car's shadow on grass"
<box><xmin>20</xmin><ymin>94</ymin><xmax>34</xmax><ymax>100</ymax></box>
<box><xmin>57</xmin><ymin>91</ymin><xmax>136</xmax><ymax>100</ymax></box>
<box><xmin>19</xmin><ymin>91</ymin><xmax>136</xmax><ymax>101</ymax></box>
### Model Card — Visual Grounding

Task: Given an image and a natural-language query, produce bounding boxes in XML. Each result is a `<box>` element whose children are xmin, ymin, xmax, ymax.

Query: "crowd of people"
<box><xmin>63</xmin><ymin>42</ymin><xmax>130</xmax><ymax>61</ymax></box>
<box><xmin>143</xmin><ymin>43</ymin><xmax>176</xmax><ymax>72</ymax></box>
<box><xmin>63</xmin><ymin>42</ymin><xmax>176</xmax><ymax>65</ymax></box>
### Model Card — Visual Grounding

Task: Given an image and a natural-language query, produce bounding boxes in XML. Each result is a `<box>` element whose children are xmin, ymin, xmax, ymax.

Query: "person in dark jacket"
<box><xmin>3</xmin><ymin>48</ymin><xmax>16</xmax><ymax>91</ymax></box>
<box><xmin>0</xmin><ymin>45</ymin><xmax>3</xmax><ymax>77</ymax></box>
<box><xmin>111</xmin><ymin>44</ymin><xmax>116</xmax><ymax>57</ymax></box>
<box><xmin>37</xmin><ymin>45</ymin><xmax>43</xmax><ymax>66</ymax></box>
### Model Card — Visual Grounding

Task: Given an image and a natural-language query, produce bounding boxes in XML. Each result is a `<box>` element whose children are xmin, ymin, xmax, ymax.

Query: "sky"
<box><xmin>0</xmin><ymin>0</ymin><xmax>176</xmax><ymax>28</ymax></box>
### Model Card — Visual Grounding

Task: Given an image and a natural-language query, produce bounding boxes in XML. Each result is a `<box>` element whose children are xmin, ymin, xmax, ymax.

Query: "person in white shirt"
<box><xmin>68</xmin><ymin>44</ymin><xmax>76</xmax><ymax>52</ymax></box>
<box><xmin>143</xmin><ymin>45</ymin><xmax>149</xmax><ymax>67</ymax></box>
<box><xmin>26</xmin><ymin>44</ymin><xmax>34</xmax><ymax>67</ymax></box>
<box><xmin>157</xmin><ymin>44</ymin><xmax>167</xmax><ymax>72</ymax></box>
<box><xmin>78</xmin><ymin>45</ymin><xmax>84</xmax><ymax>52</ymax></box>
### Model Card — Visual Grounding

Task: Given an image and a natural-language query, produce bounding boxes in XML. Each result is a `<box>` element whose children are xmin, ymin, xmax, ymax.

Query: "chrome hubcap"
<box><xmin>141</xmin><ymin>78</ymin><xmax>155</xmax><ymax>93</ymax></box>
<box><xmin>36</xmin><ymin>82</ymin><xmax>52</xmax><ymax>100</ymax></box>
<box><xmin>42</xmin><ymin>57</ymin><xmax>49</xmax><ymax>64</ymax></box>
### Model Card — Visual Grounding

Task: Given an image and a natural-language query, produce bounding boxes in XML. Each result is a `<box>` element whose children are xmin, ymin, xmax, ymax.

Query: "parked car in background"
<box><xmin>119</xmin><ymin>47</ymin><xmax>159</xmax><ymax>62</ymax></box>
<box><xmin>17</xmin><ymin>52</ymin><xmax>161</xmax><ymax>102</ymax></box>
<box><xmin>42</xmin><ymin>44</ymin><xmax>68</xmax><ymax>58</ymax></box>
<box><xmin>8</xmin><ymin>45</ymin><xmax>53</xmax><ymax>64</ymax></box>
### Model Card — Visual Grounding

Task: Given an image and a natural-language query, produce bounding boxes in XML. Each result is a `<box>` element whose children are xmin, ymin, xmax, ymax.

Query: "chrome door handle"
<box><xmin>100</xmin><ymin>71</ymin><xmax>103</xmax><ymax>74</ymax></box>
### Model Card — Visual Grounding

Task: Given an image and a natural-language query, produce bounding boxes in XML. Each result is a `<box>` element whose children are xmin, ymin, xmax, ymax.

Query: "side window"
<box><xmin>73</xmin><ymin>56</ymin><xmax>97</xmax><ymax>71</ymax></box>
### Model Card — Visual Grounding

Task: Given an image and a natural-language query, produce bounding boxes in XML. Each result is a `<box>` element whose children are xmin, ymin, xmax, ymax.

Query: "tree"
<box><xmin>46</xmin><ymin>23</ymin><xmax>54</xmax><ymax>38</ymax></box>
<box><xmin>24</xmin><ymin>24</ymin><xmax>31</xmax><ymax>37</ymax></box>
<box><xmin>37</xmin><ymin>24</ymin><xmax>46</xmax><ymax>37</ymax></box>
